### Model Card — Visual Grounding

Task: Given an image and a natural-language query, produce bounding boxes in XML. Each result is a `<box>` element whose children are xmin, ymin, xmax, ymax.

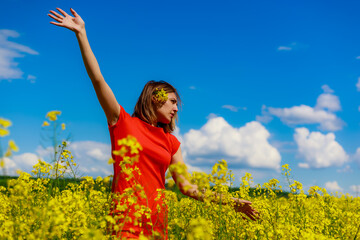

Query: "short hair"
<box><xmin>132</xmin><ymin>80</ymin><xmax>181</xmax><ymax>133</ymax></box>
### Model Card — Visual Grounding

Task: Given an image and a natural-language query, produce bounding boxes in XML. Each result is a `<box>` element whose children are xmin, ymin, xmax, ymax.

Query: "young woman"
<box><xmin>48</xmin><ymin>8</ymin><xmax>258</xmax><ymax>239</ymax></box>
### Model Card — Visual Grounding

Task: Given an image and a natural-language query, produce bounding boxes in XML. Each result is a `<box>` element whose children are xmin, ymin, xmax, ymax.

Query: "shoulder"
<box><xmin>108</xmin><ymin>105</ymin><xmax>132</xmax><ymax>128</ymax></box>
<box><xmin>166</xmin><ymin>132</ymin><xmax>181</xmax><ymax>156</ymax></box>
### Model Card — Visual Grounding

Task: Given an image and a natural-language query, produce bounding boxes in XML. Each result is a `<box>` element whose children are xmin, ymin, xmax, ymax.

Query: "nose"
<box><xmin>173</xmin><ymin>104</ymin><xmax>178</xmax><ymax>112</ymax></box>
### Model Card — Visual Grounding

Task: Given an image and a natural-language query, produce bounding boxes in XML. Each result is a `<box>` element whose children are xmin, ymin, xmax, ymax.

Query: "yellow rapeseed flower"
<box><xmin>42</xmin><ymin>121</ymin><xmax>50</xmax><ymax>127</ymax></box>
<box><xmin>46</xmin><ymin>111</ymin><xmax>61</xmax><ymax>121</ymax></box>
<box><xmin>8</xmin><ymin>140</ymin><xmax>19</xmax><ymax>152</ymax></box>
<box><xmin>0</xmin><ymin>128</ymin><xmax>9</xmax><ymax>137</ymax></box>
<box><xmin>61</xmin><ymin>123</ymin><xmax>66</xmax><ymax>130</ymax></box>
<box><xmin>153</xmin><ymin>88</ymin><xmax>168</xmax><ymax>103</ymax></box>
<box><xmin>108</xmin><ymin>158</ymin><xmax>115</xmax><ymax>164</ymax></box>
<box><xmin>0</xmin><ymin>118</ymin><xmax>12</xmax><ymax>128</ymax></box>
<box><xmin>4</xmin><ymin>148</ymin><xmax>12</xmax><ymax>157</ymax></box>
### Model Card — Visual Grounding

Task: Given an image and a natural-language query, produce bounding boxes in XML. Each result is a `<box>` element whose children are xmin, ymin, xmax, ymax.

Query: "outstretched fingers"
<box><xmin>235</xmin><ymin>200</ymin><xmax>260</xmax><ymax>221</ymax></box>
<box><xmin>70</xmin><ymin>8</ymin><xmax>78</xmax><ymax>17</ymax></box>
<box><xmin>247</xmin><ymin>208</ymin><xmax>259</xmax><ymax>221</ymax></box>
<box><xmin>48</xmin><ymin>11</ymin><xmax>63</xmax><ymax>23</ymax></box>
<box><xmin>56</xmin><ymin>8</ymin><xmax>69</xmax><ymax>17</ymax></box>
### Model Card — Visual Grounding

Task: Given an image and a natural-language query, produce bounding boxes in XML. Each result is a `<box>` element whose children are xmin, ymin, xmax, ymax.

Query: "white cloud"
<box><xmin>278</xmin><ymin>46</ymin><xmax>292</xmax><ymax>51</ymax></box>
<box><xmin>26</xmin><ymin>74</ymin><xmax>36</xmax><ymax>83</ymax></box>
<box><xmin>294</xmin><ymin>128</ymin><xmax>349</xmax><ymax>168</ymax></box>
<box><xmin>256</xmin><ymin>105</ymin><xmax>273</xmax><ymax>123</ymax></box>
<box><xmin>261</xmin><ymin>86</ymin><xmax>344</xmax><ymax>131</ymax></box>
<box><xmin>268</xmin><ymin>105</ymin><xmax>343</xmax><ymax>131</ymax></box>
<box><xmin>277</xmin><ymin>42</ymin><xmax>305</xmax><ymax>52</ymax></box>
<box><xmin>315</xmin><ymin>93</ymin><xmax>341</xmax><ymax>112</ymax></box>
<box><xmin>0</xmin><ymin>29</ymin><xmax>38</xmax><ymax>80</ymax></box>
<box><xmin>206</xmin><ymin>113</ymin><xmax>218</xmax><ymax>119</ymax></box>
<box><xmin>325</xmin><ymin>181</ymin><xmax>342</xmax><ymax>192</ymax></box>
<box><xmin>350</xmin><ymin>185</ymin><xmax>360</xmax><ymax>196</ymax></box>
<box><xmin>174</xmin><ymin>127</ymin><xmax>230</xmax><ymax>173</ymax></box>
<box><xmin>181</xmin><ymin>116</ymin><xmax>281</xmax><ymax>170</ymax></box>
<box><xmin>9</xmin><ymin>141</ymin><xmax>112</xmax><ymax>178</ymax></box>
<box><xmin>356</xmin><ymin>77</ymin><xmax>360</xmax><ymax>91</ymax></box>
<box><xmin>354</xmin><ymin>148</ymin><xmax>360</xmax><ymax>165</ymax></box>
<box><xmin>222</xmin><ymin>105</ymin><xmax>246</xmax><ymax>112</ymax></box>
<box><xmin>67</xmin><ymin>141</ymin><xmax>112</xmax><ymax>176</ymax></box>
<box><xmin>36</xmin><ymin>141</ymin><xmax>112</xmax><ymax>177</ymax></box>
<box><xmin>3</xmin><ymin>153</ymin><xmax>40</xmax><ymax>175</ymax></box>
<box><xmin>189</xmin><ymin>86</ymin><xmax>196</xmax><ymax>90</ymax></box>
<box><xmin>321</xmin><ymin>84</ymin><xmax>334</xmax><ymax>93</ymax></box>
<box><xmin>2</xmin><ymin>157</ymin><xmax>17</xmax><ymax>170</ymax></box>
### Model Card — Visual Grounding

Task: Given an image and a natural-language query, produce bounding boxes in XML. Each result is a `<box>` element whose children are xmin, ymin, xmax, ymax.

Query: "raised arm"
<box><xmin>48</xmin><ymin>8</ymin><xmax>120</xmax><ymax>125</ymax></box>
<box><xmin>170</xmin><ymin>148</ymin><xmax>259</xmax><ymax>221</ymax></box>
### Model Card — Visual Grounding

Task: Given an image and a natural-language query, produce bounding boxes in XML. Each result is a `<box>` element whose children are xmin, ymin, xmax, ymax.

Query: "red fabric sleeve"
<box><xmin>170</xmin><ymin>134</ymin><xmax>181</xmax><ymax>156</ymax></box>
<box><xmin>108</xmin><ymin>105</ymin><xmax>129</xmax><ymax>128</ymax></box>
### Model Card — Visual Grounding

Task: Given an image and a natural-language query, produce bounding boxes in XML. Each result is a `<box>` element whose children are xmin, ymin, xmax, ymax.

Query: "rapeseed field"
<box><xmin>0</xmin><ymin>115</ymin><xmax>359</xmax><ymax>239</ymax></box>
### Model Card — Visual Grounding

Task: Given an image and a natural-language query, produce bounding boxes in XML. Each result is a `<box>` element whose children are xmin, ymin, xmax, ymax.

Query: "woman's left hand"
<box><xmin>232</xmin><ymin>198</ymin><xmax>259</xmax><ymax>221</ymax></box>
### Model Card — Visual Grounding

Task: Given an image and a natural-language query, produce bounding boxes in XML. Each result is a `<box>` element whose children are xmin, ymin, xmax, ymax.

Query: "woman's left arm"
<box><xmin>170</xmin><ymin>147</ymin><xmax>259</xmax><ymax>221</ymax></box>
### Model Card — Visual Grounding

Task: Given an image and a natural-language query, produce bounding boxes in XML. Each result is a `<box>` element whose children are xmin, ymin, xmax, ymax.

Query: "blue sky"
<box><xmin>1</xmin><ymin>0</ymin><xmax>360</xmax><ymax>195</ymax></box>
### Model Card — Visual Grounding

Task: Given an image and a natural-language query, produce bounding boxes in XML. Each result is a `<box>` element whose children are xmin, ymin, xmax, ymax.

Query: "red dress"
<box><xmin>108</xmin><ymin>105</ymin><xmax>180</xmax><ymax>239</ymax></box>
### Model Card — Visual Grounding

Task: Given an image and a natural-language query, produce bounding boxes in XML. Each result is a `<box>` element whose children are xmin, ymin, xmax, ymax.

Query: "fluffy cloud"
<box><xmin>3</xmin><ymin>153</ymin><xmax>40</xmax><ymax>175</ymax></box>
<box><xmin>315</xmin><ymin>93</ymin><xmax>341</xmax><ymax>112</ymax></box>
<box><xmin>181</xmin><ymin>116</ymin><xmax>281</xmax><ymax>170</ymax></box>
<box><xmin>325</xmin><ymin>181</ymin><xmax>342</xmax><ymax>192</ymax></box>
<box><xmin>36</xmin><ymin>141</ymin><xmax>112</xmax><ymax>177</ymax></box>
<box><xmin>354</xmin><ymin>148</ymin><xmax>360</xmax><ymax>166</ymax></box>
<box><xmin>277</xmin><ymin>42</ymin><xmax>306</xmax><ymax>51</ymax></box>
<box><xmin>222</xmin><ymin>105</ymin><xmax>246</xmax><ymax>112</ymax></box>
<box><xmin>294</xmin><ymin>128</ymin><xmax>348</xmax><ymax>168</ymax></box>
<box><xmin>321</xmin><ymin>84</ymin><xmax>334</xmax><ymax>93</ymax></box>
<box><xmin>259</xmin><ymin>85</ymin><xmax>344</xmax><ymax>131</ymax></box>
<box><xmin>350</xmin><ymin>185</ymin><xmax>360</xmax><ymax>196</ymax></box>
<box><xmin>277</xmin><ymin>46</ymin><xmax>292</xmax><ymax>51</ymax></box>
<box><xmin>256</xmin><ymin>105</ymin><xmax>273</xmax><ymax>123</ymax></box>
<box><xmin>268</xmin><ymin>105</ymin><xmax>343</xmax><ymax>131</ymax></box>
<box><xmin>0</xmin><ymin>29</ymin><xmax>38</xmax><ymax>80</ymax></box>
<box><xmin>66</xmin><ymin>141</ymin><xmax>112</xmax><ymax>177</ymax></box>
<box><xmin>4</xmin><ymin>141</ymin><xmax>114</xmax><ymax>177</ymax></box>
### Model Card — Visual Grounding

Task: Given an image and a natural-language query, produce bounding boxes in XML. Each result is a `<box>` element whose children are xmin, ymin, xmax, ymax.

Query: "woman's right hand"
<box><xmin>48</xmin><ymin>8</ymin><xmax>85</xmax><ymax>34</ymax></box>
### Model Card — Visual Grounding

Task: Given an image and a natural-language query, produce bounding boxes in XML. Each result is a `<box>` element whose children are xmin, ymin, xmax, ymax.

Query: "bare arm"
<box><xmin>170</xmin><ymin>147</ymin><xmax>259</xmax><ymax>220</ymax></box>
<box><xmin>48</xmin><ymin>8</ymin><xmax>120</xmax><ymax>125</ymax></box>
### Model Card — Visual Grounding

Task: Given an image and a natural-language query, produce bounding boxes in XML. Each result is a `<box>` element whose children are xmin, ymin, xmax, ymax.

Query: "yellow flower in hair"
<box><xmin>46</xmin><ymin>111</ymin><xmax>61</xmax><ymax>121</ymax></box>
<box><xmin>154</xmin><ymin>88</ymin><xmax>168</xmax><ymax>103</ymax></box>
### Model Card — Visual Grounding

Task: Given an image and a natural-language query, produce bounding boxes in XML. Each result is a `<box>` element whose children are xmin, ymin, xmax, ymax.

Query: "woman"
<box><xmin>48</xmin><ymin>8</ymin><xmax>258</xmax><ymax>239</ymax></box>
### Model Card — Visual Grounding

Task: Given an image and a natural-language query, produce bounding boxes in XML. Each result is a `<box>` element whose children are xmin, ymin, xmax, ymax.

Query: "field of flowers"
<box><xmin>0</xmin><ymin>114</ymin><xmax>360</xmax><ymax>239</ymax></box>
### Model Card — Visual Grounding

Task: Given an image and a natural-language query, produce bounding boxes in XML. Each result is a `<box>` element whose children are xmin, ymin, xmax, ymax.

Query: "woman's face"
<box><xmin>155</xmin><ymin>92</ymin><xmax>178</xmax><ymax>124</ymax></box>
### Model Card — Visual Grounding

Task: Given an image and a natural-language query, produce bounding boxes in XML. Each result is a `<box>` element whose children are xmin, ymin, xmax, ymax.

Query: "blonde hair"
<box><xmin>132</xmin><ymin>80</ymin><xmax>180</xmax><ymax>133</ymax></box>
